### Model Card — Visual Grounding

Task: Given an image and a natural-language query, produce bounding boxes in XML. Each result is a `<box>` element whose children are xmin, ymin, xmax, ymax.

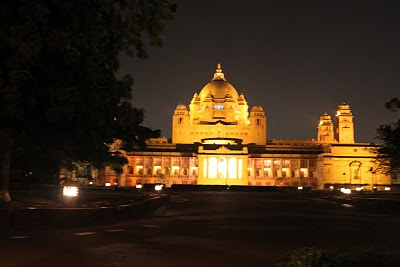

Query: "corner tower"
<box><xmin>172</xmin><ymin>64</ymin><xmax>267</xmax><ymax>145</ymax></box>
<box><xmin>335</xmin><ymin>103</ymin><xmax>355</xmax><ymax>144</ymax></box>
<box><xmin>317</xmin><ymin>113</ymin><xmax>335</xmax><ymax>143</ymax></box>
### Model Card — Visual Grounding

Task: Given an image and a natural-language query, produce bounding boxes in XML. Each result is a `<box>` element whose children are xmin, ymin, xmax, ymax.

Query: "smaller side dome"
<box><xmin>176</xmin><ymin>104</ymin><xmax>187</xmax><ymax>110</ymax></box>
<box><xmin>251</xmin><ymin>105</ymin><xmax>263</xmax><ymax>112</ymax></box>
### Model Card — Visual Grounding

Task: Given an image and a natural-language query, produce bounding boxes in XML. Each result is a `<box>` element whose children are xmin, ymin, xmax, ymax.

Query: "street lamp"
<box><xmin>62</xmin><ymin>182</ymin><xmax>79</xmax><ymax>207</ymax></box>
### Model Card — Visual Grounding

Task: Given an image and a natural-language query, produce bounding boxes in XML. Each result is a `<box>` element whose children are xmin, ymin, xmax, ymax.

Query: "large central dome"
<box><xmin>198</xmin><ymin>64</ymin><xmax>239</xmax><ymax>100</ymax></box>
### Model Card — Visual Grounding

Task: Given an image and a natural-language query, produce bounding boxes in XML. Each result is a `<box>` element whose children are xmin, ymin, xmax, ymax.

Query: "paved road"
<box><xmin>1</xmin><ymin>191</ymin><xmax>400</xmax><ymax>266</ymax></box>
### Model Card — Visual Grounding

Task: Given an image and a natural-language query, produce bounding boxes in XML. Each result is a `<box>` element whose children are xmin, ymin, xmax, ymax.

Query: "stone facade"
<box><xmin>98</xmin><ymin>64</ymin><xmax>393</xmax><ymax>190</ymax></box>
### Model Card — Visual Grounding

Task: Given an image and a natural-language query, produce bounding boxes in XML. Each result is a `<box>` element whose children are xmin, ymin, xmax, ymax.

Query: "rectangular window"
<box><xmin>238</xmin><ymin>159</ymin><xmax>243</xmax><ymax>179</ymax></box>
<box><xmin>273</xmin><ymin>160</ymin><xmax>280</xmax><ymax>168</ymax></box>
<box><xmin>264</xmin><ymin>159</ymin><xmax>272</xmax><ymax>167</ymax></box>
<box><xmin>291</xmin><ymin>159</ymin><xmax>299</xmax><ymax>169</ymax></box>
<box><xmin>127</xmin><ymin>166</ymin><xmax>133</xmax><ymax>174</ymax></box>
<box><xmin>309</xmin><ymin>159</ymin><xmax>316</xmax><ymax>168</ymax></box>
<box><xmin>282</xmin><ymin>160</ymin><xmax>290</xmax><ymax>168</ymax></box>
<box><xmin>300</xmin><ymin>159</ymin><xmax>308</xmax><ymax>168</ymax></box>
<box><xmin>255</xmin><ymin>159</ymin><xmax>263</xmax><ymax>168</ymax></box>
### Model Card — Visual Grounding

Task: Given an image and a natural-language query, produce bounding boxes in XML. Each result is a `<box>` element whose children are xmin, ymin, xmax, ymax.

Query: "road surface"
<box><xmin>1</xmin><ymin>191</ymin><xmax>399</xmax><ymax>266</ymax></box>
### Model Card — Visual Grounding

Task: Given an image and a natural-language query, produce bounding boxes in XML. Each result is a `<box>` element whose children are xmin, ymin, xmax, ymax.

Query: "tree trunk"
<box><xmin>0</xmin><ymin>128</ymin><xmax>15</xmax><ymax>206</ymax></box>
<box><xmin>53</xmin><ymin>167</ymin><xmax>61</xmax><ymax>203</ymax></box>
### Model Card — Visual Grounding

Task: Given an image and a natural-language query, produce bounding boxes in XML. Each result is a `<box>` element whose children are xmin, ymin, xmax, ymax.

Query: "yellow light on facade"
<box><xmin>217</xmin><ymin>157</ymin><xmax>227</xmax><ymax>179</ymax></box>
<box><xmin>136</xmin><ymin>165</ymin><xmax>143</xmax><ymax>174</ymax></box>
<box><xmin>172</xmin><ymin>166</ymin><xmax>180</xmax><ymax>175</ymax></box>
<box><xmin>154</xmin><ymin>166</ymin><xmax>161</xmax><ymax>173</ymax></box>
<box><xmin>238</xmin><ymin>159</ymin><xmax>243</xmax><ymax>179</ymax></box>
<box><xmin>136</xmin><ymin>184</ymin><xmax>143</xmax><ymax>189</ymax></box>
<box><xmin>385</xmin><ymin>187</ymin><xmax>391</xmax><ymax>191</ymax></box>
<box><xmin>63</xmin><ymin>186</ymin><xmax>79</xmax><ymax>197</ymax></box>
<box><xmin>203</xmin><ymin>158</ymin><xmax>207</xmax><ymax>177</ymax></box>
<box><xmin>208</xmin><ymin>157</ymin><xmax>217</xmax><ymax>178</ymax></box>
<box><xmin>105</xmin><ymin>182</ymin><xmax>111</xmax><ymax>187</ymax></box>
<box><xmin>298</xmin><ymin>186</ymin><xmax>303</xmax><ymax>190</ymax></box>
<box><xmin>228</xmin><ymin>158</ymin><xmax>237</xmax><ymax>178</ymax></box>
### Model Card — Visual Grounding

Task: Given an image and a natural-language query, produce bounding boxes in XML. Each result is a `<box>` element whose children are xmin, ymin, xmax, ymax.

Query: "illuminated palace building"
<box><xmin>100</xmin><ymin>64</ymin><xmax>394</xmax><ymax>189</ymax></box>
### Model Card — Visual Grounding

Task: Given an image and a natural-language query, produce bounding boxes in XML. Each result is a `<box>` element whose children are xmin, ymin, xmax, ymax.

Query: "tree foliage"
<box><xmin>0</xmin><ymin>0</ymin><xmax>176</xmax><ymax>203</ymax></box>
<box><xmin>375</xmin><ymin>98</ymin><xmax>400</xmax><ymax>175</ymax></box>
<box><xmin>276</xmin><ymin>247</ymin><xmax>394</xmax><ymax>267</ymax></box>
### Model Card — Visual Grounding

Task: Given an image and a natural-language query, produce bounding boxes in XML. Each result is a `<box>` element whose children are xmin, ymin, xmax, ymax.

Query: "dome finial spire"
<box><xmin>216</xmin><ymin>63</ymin><xmax>222</xmax><ymax>73</ymax></box>
<box><xmin>212</xmin><ymin>63</ymin><xmax>226</xmax><ymax>81</ymax></box>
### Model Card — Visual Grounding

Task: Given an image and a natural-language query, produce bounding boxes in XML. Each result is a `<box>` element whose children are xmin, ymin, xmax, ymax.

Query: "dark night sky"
<box><xmin>119</xmin><ymin>0</ymin><xmax>400</xmax><ymax>143</ymax></box>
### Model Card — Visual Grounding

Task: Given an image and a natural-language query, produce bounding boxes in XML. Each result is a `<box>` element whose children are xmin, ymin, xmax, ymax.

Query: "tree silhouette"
<box><xmin>375</xmin><ymin>98</ymin><xmax>400</xmax><ymax>176</ymax></box>
<box><xmin>0</xmin><ymin>0</ymin><xmax>176</xmax><ymax>204</ymax></box>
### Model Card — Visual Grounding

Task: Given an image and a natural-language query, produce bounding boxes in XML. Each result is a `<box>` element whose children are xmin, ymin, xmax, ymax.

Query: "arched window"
<box><xmin>228</xmin><ymin>158</ymin><xmax>237</xmax><ymax>178</ymax></box>
<box><xmin>203</xmin><ymin>159</ymin><xmax>207</xmax><ymax>177</ymax></box>
<box><xmin>208</xmin><ymin>157</ymin><xmax>217</xmax><ymax>178</ymax></box>
<box><xmin>238</xmin><ymin>159</ymin><xmax>243</xmax><ymax>179</ymax></box>
<box><xmin>217</xmin><ymin>157</ymin><xmax>226</xmax><ymax>178</ymax></box>
<box><xmin>178</xmin><ymin>117</ymin><xmax>183</xmax><ymax>124</ymax></box>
